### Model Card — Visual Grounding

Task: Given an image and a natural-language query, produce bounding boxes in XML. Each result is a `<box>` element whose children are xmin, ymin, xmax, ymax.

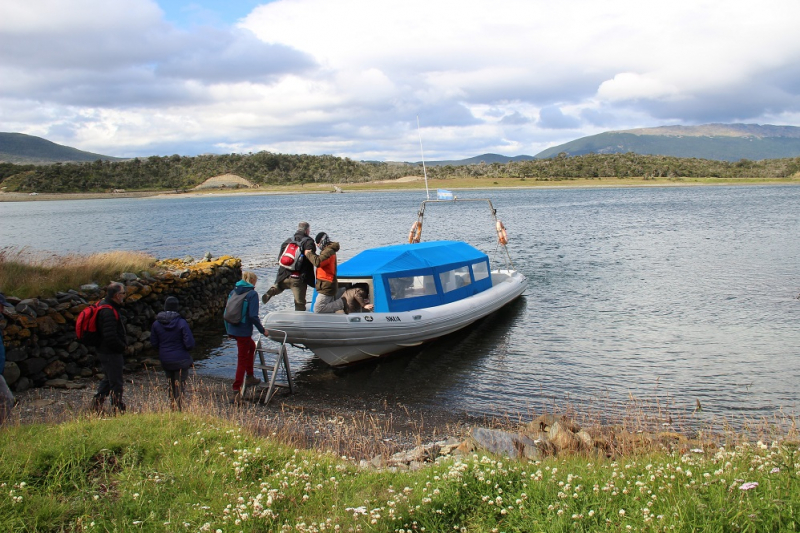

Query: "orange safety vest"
<box><xmin>316</xmin><ymin>253</ymin><xmax>337</xmax><ymax>282</ymax></box>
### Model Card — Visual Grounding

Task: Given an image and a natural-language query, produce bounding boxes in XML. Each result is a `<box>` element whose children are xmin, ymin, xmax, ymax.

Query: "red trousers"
<box><xmin>232</xmin><ymin>335</ymin><xmax>255</xmax><ymax>391</ymax></box>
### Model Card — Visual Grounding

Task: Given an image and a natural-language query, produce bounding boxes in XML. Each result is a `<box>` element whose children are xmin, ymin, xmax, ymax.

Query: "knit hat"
<box><xmin>165</xmin><ymin>296</ymin><xmax>179</xmax><ymax>312</ymax></box>
<box><xmin>315</xmin><ymin>232</ymin><xmax>330</xmax><ymax>246</ymax></box>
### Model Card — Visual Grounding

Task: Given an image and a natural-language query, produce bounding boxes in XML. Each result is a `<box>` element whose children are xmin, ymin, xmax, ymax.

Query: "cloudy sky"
<box><xmin>2</xmin><ymin>0</ymin><xmax>800</xmax><ymax>161</ymax></box>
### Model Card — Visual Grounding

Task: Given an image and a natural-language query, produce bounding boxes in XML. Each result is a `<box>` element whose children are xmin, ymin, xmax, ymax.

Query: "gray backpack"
<box><xmin>223</xmin><ymin>291</ymin><xmax>249</xmax><ymax>324</ymax></box>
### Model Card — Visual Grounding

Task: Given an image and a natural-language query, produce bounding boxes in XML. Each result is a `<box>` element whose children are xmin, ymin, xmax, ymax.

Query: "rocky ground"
<box><xmin>7</xmin><ymin>368</ymin><xmax>487</xmax><ymax>461</ymax></box>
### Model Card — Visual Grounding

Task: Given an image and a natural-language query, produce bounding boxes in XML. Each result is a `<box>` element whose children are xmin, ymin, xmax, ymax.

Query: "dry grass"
<box><xmin>0</xmin><ymin>247</ymin><xmax>156</xmax><ymax>299</ymax></box>
<box><xmin>10</xmin><ymin>368</ymin><xmax>799</xmax><ymax>464</ymax></box>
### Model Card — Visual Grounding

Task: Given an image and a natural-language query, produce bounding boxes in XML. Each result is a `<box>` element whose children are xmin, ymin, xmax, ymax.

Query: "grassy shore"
<box><xmin>0</xmin><ymin>249</ymin><xmax>156</xmax><ymax>299</ymax></box>
<box><xmin>1</xmin><ymin>405</ymin><xmax>798</xmax><ymax>532</ymax></box>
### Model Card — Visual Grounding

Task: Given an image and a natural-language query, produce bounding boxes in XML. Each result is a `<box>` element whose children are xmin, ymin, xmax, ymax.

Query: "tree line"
<box><xmin>1</xmin><ymin>152</ymin><xmax>799</xmax><ymax>193</ymax></box>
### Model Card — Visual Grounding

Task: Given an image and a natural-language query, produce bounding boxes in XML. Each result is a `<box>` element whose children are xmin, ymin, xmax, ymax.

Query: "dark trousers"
<box><xmin>95</xmin><ymin>351</ymin><xmax>125</xmax><ymax>408</ymax></box>
<box><xmin>165</xmin><ymin>367</ymin><xmax>189</xmax><ymax>410</ymax></box>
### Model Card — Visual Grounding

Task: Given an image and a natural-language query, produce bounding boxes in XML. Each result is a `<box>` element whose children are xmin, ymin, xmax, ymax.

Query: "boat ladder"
<box><xmin>241</xmin><ymin>330</ymin><xmax>293</xmax><ymax>405</ymax></box>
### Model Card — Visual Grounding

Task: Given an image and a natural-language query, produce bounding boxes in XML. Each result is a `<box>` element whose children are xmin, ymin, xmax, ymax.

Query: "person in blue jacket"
<box><xmin>225</xmin><ymin>271</ymin><xmax>267</xmax><ymax>397</ymax></box>
<box><xmin>150</xmin><ymin>296</ymin><xmax>195</xmax><ymax>410</ymax></box>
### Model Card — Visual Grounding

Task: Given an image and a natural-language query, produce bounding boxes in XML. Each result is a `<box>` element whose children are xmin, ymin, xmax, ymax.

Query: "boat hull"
<box><xmin>263</xmin><ymin>270</ymin><xmax>527</xmax><ymax>366</ymax></box>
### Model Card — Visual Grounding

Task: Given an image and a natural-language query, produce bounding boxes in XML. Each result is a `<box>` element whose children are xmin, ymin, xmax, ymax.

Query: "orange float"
<box><xmin>496</xmin><ymin>220</ymin><xmax>508</xmax><ymax>245</ymax></box>
<box><xmin>408</xmin><ymin>220</ymin><xmax>422</xmax><ymax>244</ymax></box>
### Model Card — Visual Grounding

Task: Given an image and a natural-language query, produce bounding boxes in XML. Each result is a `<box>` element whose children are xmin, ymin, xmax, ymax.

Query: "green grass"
<box><xmin>0</xmin><ymin>248</ymin><xmax>156</xmax><ymax>298</ymax></box>
<box><xmin>1</xmin><ymin>413</ymin><xmax>798</xmax><ymax>532</ymax></box>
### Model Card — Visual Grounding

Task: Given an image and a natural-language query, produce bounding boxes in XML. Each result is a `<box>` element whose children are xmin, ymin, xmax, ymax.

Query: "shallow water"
<box><xmin>2</xmin><ymin>185</ymin><xmax>799</xmax><ymax>420</ymax></box>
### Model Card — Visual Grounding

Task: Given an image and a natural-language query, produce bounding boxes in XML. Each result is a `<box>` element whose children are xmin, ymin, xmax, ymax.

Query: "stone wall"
<box><xmin>1</xmin><ymin>256</ymin><xmax>242</xmax><ymax>393</ymax></box>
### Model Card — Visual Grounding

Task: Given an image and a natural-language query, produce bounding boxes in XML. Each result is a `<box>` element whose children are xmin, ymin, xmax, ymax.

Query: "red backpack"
<box><xmin>279</xmin><ymin>238</ymin><xmax>310</xmax><ymax>271</ymax></box>
<box><xmin>75</xmin><ymin>302</ymin><xmax>118</xmax><ymax>346</ymax></box>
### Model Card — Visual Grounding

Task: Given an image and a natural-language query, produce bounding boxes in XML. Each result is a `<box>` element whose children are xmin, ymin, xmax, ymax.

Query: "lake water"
<box><xmin>2</xmin><ymin>185</ymin><xmax>799</xmax><ymax>423</ymax></box>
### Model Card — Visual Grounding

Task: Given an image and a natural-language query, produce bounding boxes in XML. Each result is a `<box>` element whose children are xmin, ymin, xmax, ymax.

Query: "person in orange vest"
<box><xmin>304</xmin><ymin>232</ymin><xmax>344</xmax><ymax>313</ymax></box>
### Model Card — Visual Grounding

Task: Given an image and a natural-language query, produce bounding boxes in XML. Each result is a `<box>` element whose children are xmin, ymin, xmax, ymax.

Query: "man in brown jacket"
<box><xmin>304</xmin><ymin>232</ymin><xmax>344</xmax><ymax>313</ymax></box>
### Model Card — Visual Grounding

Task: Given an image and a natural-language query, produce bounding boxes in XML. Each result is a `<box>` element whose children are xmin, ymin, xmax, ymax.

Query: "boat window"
<box><xmin>439</xmin><ymin>266</ymin><xmax>472</xmax><ymax>293</ymax></box>
<box><xmin>389</xmin><ymin>275</ymin><xmax>437</xmax><ymax>300</ymax></box>
<box><xmin>472</xmin><ymin>261</ymin><xmax>489</xmax><ymax>281</ymax></box>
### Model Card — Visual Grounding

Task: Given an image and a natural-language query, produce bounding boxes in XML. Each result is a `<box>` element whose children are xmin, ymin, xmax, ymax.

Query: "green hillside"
<box><xmin>535</xmin><ymin>124</ymin><xmax>800</xmax><ymax>161</ymax></box>
<box><xmin>418</xmin><ymin>153</ymin><xmax>536</xmax><ymax>166</ymax></box>
<box><xmin>0</xmin><ymin>132</ymin><xmax>122</xmax><ymax>164</ymax></box>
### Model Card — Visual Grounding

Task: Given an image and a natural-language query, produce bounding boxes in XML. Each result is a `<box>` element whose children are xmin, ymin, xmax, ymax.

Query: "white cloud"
<box><xmin>2</xmin><ymin>0</ymin><xmax>800</xmax><ymax>160</ymax></box>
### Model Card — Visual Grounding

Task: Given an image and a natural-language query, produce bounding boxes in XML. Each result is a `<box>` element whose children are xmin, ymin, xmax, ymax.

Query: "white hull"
<box><xmin>263</xmin><ymin>270</ymin><xmax>527</xmax><ymax>366</ymax></box>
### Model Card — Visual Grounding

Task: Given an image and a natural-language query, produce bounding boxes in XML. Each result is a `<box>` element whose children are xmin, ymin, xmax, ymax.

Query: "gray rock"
<box><xmin>14</xmin><ymin>377</ymin><xmax>31</xmax><ymax>393</ymax></box>
<box><xmin>182</xmin><ymin>256</ymin><xmax>194</xmax><ymax>263</ymax></box>
<box><xmin>45</xmin><ymin>379</ymin><xmax>68</xmax><ymax>389</ymax></box>
<box><xmin>65</xmin><ymin>381</ymin><xmax>87</xmax><ymax>390</ymax></box>
<box><xmin>19</xmin><ymin>357</ymin><xmax>47</xmax><ymax>376</ymax></box>
<box><xmin>203</xmin><ymin>252</ymin><xmax>212</xmax><ymax>261</ymax></box>
<box><xmin>15</xmin><ymin>303</ymin><xmax>37</xmax><ymax>318</ymax></box>
<box><xmin>6</xmin><ymin>348</ymin><xmax>27</xmax><ymax>362</ymax></box>
<box><xmin>120</xmin><ymin>272</ymin><xmax>139</xmax><ymax>281</ymax></box>
<box><xmin>3</xmin><ymin>362</ymin><xmax>21</xmax><ymax>385</ymax></box>
<box><xmin>472</xmin><ymin>427</ymin><xmax>527</xmax><ymax>459</ymax></box>
<box><xmin>549</xmin><ymin>421</ymin><xmax>581</xmax><ymax>452</ymax></box>
<box><xmin>80</xmin><ymin>283</ymin><xmax>100</xmax><ymax>292</ymax></box>
<box><xmin>576</xmin><ymin>430</ymin><xmax>594</xmax><ymax>450</ymax></box>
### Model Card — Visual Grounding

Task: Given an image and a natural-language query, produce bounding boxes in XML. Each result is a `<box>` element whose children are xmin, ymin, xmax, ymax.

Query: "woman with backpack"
<box><xmin>150</xmin><ymin>296</ymin><xmax>195</xmax><ymax>411</ymax></box>
<box><xmin>225</xmin><ymin>271</ymin><xmax>267</xmax><ymax>398</ymax></box>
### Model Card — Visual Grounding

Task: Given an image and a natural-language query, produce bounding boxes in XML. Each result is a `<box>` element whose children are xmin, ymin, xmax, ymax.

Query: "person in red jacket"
<box><xmin>150</xmin><ymin>296</ymin><xmax>195</xmax><ymax>411</ymax></box>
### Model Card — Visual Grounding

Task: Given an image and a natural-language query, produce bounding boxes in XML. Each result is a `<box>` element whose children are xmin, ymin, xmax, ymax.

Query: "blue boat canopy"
<box><xmin>339</xmin><ymin>241</ymin><xmax>486</xmax><ymax>276</ymax></box>
<box><xmin>333</xmin><ymin>240</ymin><xmax>494</xmax><ymax>312</ymax></box>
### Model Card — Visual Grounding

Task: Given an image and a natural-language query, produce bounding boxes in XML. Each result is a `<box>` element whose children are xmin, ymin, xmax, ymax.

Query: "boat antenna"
<box><xmin>417</xmin><ymin>116</ymin><xmax>430</xmax><ymax>200</ymax></box>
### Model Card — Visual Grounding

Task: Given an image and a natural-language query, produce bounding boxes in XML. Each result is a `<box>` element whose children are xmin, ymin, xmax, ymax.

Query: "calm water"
<box><xmin>2</xmin><ymin>185</ymin><xmax>799</xmax><ymax>421</ymax></box>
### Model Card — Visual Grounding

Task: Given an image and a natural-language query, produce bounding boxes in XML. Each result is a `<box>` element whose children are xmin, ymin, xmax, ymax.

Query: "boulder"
<box><xmin>36</xmin><ymin>316</ymin><xmax>60</xmax><ymax>335</ymax></box>
<box><xmin>43</xmin><ymin>360</ymin><xmax>67</xmax><ymax>379</ymax></box>
<box><xmin>45</xmin><ymin>378</ymin><xmax>68</xmax><ymax>389</ymax></box>
<box><xmin>19</xmin><ymin>357</ymin><xmax>47</xmax><ymax>376</ymax></box>
<box><xmin>471</xmin><ymin>427</ymin><xmax>541</xmax><ymax>460</ymax></box>
<box><xmin>549</xmin><ymin>421</ymin><xmax>581</xmax><ymax>452</ymax></box>
<box><xmin>3</xmin><ymin>362</ymin><xmax>21</xmax><ymax>385</ymax></box>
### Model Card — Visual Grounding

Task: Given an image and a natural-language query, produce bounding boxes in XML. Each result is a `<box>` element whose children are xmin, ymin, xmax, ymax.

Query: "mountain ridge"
<box><xmin>534</xmin><ymin>124</ymin><xmax>800</xmax><ymax>161</ymax></box>
<box><xmin>0</xmin><ymin>132</ymin><xmax>122</xmax><ymax>164</ymax></box>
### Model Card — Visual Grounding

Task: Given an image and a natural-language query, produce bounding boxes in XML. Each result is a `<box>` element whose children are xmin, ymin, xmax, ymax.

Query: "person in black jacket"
<box><xmin>150</xmin><ymin>296</ymin><xmax>195</xmax><ymax>411</ymax></box>
<box><xmin>262</xmin><ymin>221</ymin><xmax>316</xmax><ymax>311</ymax></box>
<box><xmin>92</xmin><ymin>282</ymin><xmax>129</xmax><ymax>413</ymax></box>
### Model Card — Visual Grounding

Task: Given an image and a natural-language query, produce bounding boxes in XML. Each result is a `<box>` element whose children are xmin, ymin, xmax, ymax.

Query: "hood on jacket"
<box><xmin>156</xmin><ymin>310</ymin><xmax>182</xmax><ymax>326</ymax></box>
<box><xmin>234</xmin><ymin>280</ymin><xmax>255</xmax><ymax>294</ymax></box>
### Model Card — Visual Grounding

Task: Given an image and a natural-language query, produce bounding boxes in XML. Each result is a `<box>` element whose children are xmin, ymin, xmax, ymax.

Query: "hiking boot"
<box><xmin>245</xmin><ymin>375</ymin><xmax>261</xmax><ymax>387</ymax></box>
<box><xmin>112</xmin><ymin>401</ymin><xmax>126</xmax><ymax>414</ymax></box>
<box><xmin>261</xmin><ymin>287</ymin><xmax>278</xmax><ymax>304</ymax></box>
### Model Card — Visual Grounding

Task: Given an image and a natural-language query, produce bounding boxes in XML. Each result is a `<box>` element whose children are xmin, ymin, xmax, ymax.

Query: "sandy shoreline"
<box><xmin>2</xmin><ymin>178</ymin><xmax>797</xmax><ymax>202</ymax></box>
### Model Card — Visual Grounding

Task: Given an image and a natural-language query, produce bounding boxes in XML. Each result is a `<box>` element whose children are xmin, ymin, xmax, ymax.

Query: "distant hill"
<box><xmin>0</xmin><ymin>132</ymin><xmax>122</xmax><ymax>164</ymax></box>
<box><xmin>534</xmin><ymin>124</ymin><xmax>800</xmax><ymax>162</ymax></box>
<box><xmin>413</xmin><ymin>153</ymin><xmax>536</xmax><ymax>167</ymax></box>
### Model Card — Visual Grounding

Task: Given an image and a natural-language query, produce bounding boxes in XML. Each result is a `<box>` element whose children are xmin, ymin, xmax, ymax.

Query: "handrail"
<box><xmin>412</xmin><ymin>197</ymin><xmax>514</xmax><ymax>270</ymax></box>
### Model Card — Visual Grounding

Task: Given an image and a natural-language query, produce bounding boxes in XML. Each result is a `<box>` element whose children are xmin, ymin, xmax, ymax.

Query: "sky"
<box><xmin>2</xmin><ymin>0</ymin><xmax>800</xmax><ymax>161</ymax></box>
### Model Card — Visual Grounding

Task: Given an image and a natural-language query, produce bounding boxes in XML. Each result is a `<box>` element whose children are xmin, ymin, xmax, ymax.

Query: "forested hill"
<box><xmin>2</xmin><ymin>151</ymin><xmax>800</xmax><ymax>193</ymax></box>
<box><xmin>0</xmin><ymin>132</ymin><xmax>122</xmax><ymax>164</ymax></box>
<box><xmin>535</xmin><ymin>124</ymin><xmax>800</xmax><ymax>161</ymax></box>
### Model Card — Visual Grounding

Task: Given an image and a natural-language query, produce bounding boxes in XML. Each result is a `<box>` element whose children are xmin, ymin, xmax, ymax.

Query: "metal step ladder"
<box><xmin>242</xmin><ymin>330</ymin><xmax>293</xmax><ymax>405</ymax></box>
